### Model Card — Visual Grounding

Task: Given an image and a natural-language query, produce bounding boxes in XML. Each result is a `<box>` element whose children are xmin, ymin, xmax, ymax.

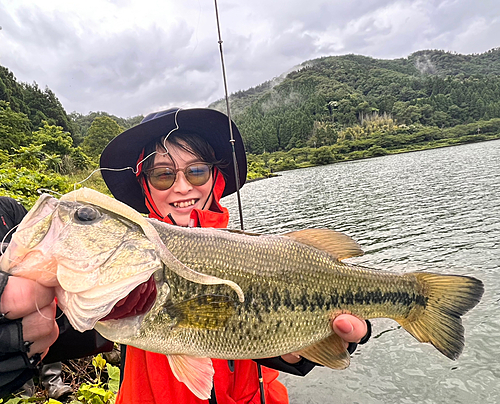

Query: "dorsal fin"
<box><xmin>284</xmin><ymin>229</ymin><xmax>364</xmax><ymax>261</ymax></box>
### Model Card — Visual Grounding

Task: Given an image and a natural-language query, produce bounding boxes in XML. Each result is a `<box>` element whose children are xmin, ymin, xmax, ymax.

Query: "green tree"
<box><xmin>0</xmin><ymin>101</ymin><xmax>32</xmax><ymax>152</ymax></box>
<box><xmin>82</xmin><ymin>116</ymin><xmax>123</xmax><ymax>159</ymax></box>
<box><xmin>0</xmin><ymin>66</ymin><xmax>28</xmax><ymax>114</ymax></box>
<box><xmin>0</xmin><ymin>166</ymin><xmax>73</xmax><ymax>208</ymax></box>
<box><xmin>22</xmin><ymin>82</ymin><xmax>73</xmax><ymax>134</ymax></box>
<box><xmin>70</xmin><ymin>146</ymin><xmax>94</xmax><ymax>171</ymax></box>
<box><xmin>32</xmin><ymin>121</ymin><xmax>74</xmax><ymax>156</ymax></box>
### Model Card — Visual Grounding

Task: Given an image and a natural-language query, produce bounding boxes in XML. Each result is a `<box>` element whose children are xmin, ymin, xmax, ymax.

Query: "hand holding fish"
<box><xmin>0</xmin><ymin>275</ymin><xmax>59</xmax><ymax>359</ymax></box>
<box><xmin>332</xmin><ymin>314</ymin><xmax>368</xmax><ymax>345</ymax></box>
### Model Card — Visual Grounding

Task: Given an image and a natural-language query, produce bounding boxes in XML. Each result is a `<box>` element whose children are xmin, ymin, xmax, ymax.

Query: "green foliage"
<box><xmin>0</xmin><ymin>166</ymin><xmax>74</xmax><ymax>208</ymax></box>
<box><xmin>27</xmin><ymin>121</ymin><xmax>94</xmax><ymax>173</ymax></box>
<box><xmin>65</xmin><ymin>169</ymin><xmax>110</xmax><ymax>196</ymax></box>
<box><xmin>74</xmin><ymin>354</ymin><xmax>120</xmax><ymax>404</ymax></box>
<box><xmin>32</xmin><ymin>121</ymin><xmax>74</xmax><ymax>156</ymax></box>
<box><xmin>10</xmin><ymin>144</ymin><xmax>46</xmax><ymax>170</ymax></box>
<box><xmin>245</xmin><ymin>118</ymin><xmax>500</xmax><ymax>179</ymax></box>
<box><xmin>365</xmin><ymin>145</ymin><xmax>389</xmax><ymax>157</ymax></box>
<box><xmin>0</xmin><ymin>356</ymin><xmax>120</xmax><ymax>404</ymax></box>
<box><xmin>69</xmin><ymin>147</ymin><xmax>95</xmax><ymax>172</ymax></box>
<box><xmin>246</xmin><ymin>154</ymin><xmax>272</xmax><ymax>180</ymax></box>
<box><xmin>81</xmin><ymin>117</ymin><xmax>123</xmax><ymax>159</ymax></box>
<box><xmin>21</xmin><ymin>83</ymin><xmax>73</xmax><ymax>134</ymax></box>
<box><xmin>219</xmin><ymin>49</ymin><xmax>500</xmax><ymax>154</ymax></box>
<box><xmin>0</xmin><ymin>101</ymin><xmax>32</xmax><ymax>152</ymax></box>
<box><xmin>0</xmin><ymin>67</ymin><xmax>73</xmax><ymax>135</ymax></box>
<box><xmin>0</xmin><ymin>397</ymin><xmax>51</xmax><ymax>403</ymax></box>
<box><xmin>0</xmin><ymin>67</ymin><xmax>29</xmax><ymax>114</ymax></box>
<box><xmin>310</xmin><ymin>146</ymin><xmax>336</xmax><ymax>165</ymax></box>
<box><xmin>69</xmin><ymin>112</ymin><xmax>143</xmax><ymax>146</ymax></box>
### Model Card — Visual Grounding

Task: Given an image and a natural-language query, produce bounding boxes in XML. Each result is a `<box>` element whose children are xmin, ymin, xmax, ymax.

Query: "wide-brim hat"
<box><xmin>99</xmin><ymin>108</ymin><xmax>247</xmax><ymax>213</ymax></box>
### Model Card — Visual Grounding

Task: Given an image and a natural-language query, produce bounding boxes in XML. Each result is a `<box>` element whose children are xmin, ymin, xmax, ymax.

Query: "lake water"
<box><xmin>222</xmin><ymin>140</ymin><xmax>500</xmax><ymax>404</ymax></box>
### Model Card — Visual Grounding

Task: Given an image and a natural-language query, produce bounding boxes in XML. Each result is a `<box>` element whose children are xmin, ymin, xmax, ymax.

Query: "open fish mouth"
<box><xmin>101</xmin><ymin>276</ymin><xmax>157</xmax><ymax>321</ymax></box>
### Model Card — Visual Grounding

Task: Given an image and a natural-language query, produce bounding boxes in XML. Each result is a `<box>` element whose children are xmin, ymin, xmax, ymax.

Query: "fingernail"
<box><xmin>337</xmin><ymin>318</ymin><xmax>353</xmax><ymax>334</ymax></box>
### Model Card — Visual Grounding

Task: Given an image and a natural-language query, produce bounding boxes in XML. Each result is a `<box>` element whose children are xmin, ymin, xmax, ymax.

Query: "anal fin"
<box><xmin>298</xmin><ymin>333</ymin><xmax>351</xmax><ymax>369</ymax></box>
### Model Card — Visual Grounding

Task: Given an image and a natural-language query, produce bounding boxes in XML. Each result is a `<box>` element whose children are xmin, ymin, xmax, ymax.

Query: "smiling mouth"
<box><xmin>172</xmin><ymin>199</ymin><xmax>197</xmax><ymax>208</ymax></box>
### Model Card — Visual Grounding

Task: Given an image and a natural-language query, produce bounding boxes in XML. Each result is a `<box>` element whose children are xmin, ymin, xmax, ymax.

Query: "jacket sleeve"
<box><xmin>0</xmin><ymin>271</ymin><xmax>39</xmax><ymax>398</ymax></box>
<box><xmin>10</xmin><ymin>200</ymin><xmax>28</xmax><ymax>226</ymax></box>
<box><xmin>254</xmin><ymin>357</ymin><xmax>317</xmax><ymax>376</ymax></box>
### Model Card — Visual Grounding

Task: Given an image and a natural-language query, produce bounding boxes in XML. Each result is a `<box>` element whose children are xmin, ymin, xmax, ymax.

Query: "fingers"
<box><xmin>28</xmin><ymin>327</ymin><xmax>59</xmax><ymax>359</ymax></box>
<box><xmin>22</xmin><ymin>300</ymin><xmax>59</xmax><ymax>358</ymax></box>
<box><xmin>1</xmin><ymin>276</ymin><xmax>56</xmax><ymax>319</ymax></box>
<box><xmin>332</xmin><ymin>314</ymin><xmax>367</xmax><ymax>344</ymax></box>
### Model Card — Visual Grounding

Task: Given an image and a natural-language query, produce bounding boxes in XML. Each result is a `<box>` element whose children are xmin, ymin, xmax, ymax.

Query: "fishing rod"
<box><xmin>213</xmin><ymin>0</ymin><xmax>245</xmax><ymax>232</ymax></box>
<box><xmin>213</xmin><ymin>2</ymin><xmax>266</xmax><ymax>404</ymax></box>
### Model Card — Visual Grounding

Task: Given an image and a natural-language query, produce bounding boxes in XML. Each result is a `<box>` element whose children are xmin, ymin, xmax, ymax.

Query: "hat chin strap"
<box><xmin>201</xmin><ymin>168</ymin><xmax>219</xmax><ymax>211</ymax></box>
<box><xmin>140</xmin><ymin>175</ymin><xmax>165</xmax><ymax>220</ymax></box>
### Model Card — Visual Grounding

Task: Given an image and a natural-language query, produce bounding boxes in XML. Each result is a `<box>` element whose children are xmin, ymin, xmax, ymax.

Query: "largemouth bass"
<box><xmin>0</xmin><ymin>188</ymin><xmax>484</xmax><ymax>399</ymax></box>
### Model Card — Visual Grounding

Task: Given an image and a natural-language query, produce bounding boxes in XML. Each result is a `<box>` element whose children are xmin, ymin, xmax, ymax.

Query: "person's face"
<box><xmin>147</xmin><ymin>143</ymin><xmax>214</xmax><ymax>227</ymax></box>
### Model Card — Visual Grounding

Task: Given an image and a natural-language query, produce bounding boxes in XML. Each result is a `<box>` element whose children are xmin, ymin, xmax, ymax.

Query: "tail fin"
<box><xmin>397</xmin><ymin>273</ymin><xmax>484</xmax><ymax>360</ymax></box>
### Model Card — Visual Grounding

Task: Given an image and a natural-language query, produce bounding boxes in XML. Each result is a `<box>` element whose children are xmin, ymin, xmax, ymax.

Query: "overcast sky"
<box><xmin>1</xmin><ymin>0</ymin><xmax>499</xmax><ymax>118</ymax></box>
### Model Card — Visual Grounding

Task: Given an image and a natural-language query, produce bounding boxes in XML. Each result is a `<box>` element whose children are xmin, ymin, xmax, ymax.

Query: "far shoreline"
<box><xmin>246</xmin><ymin>136</ymin><xmax>500</xmax><ymax>181</ymax></box>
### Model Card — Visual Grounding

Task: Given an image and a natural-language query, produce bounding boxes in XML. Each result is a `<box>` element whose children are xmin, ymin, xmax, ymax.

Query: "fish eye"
<box><xmin>75</xmin><ymin>206</ymin><xmax>100</xmax><ymax>222</ymax></box>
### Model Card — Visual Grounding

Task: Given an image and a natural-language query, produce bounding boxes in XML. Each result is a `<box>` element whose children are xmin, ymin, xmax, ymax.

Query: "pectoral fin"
<box><xmin>284</xmin><ymin>229</ymin><xmax>364</xmax><ymax>260</ymax></box>
<box><xmin>298</xmin><ymin>333</ymin><xmax>351</xmax><ymax>369</ymax></box>
<box><xmin>167</xmin><ymin>355</ymin><xmax>214</xmax><ymax>399</ymax></box>
<box><xmin>165</xmin><ymin>295</ymin><xmax>236</xmax><ymax>330</ymax></box>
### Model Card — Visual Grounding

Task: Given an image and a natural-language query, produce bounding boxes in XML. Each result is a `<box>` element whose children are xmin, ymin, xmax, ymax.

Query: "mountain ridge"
<box><xmin>208</xmin><ymin>48</ymin><xmax>500</xmax><ymax>153</ymax></box>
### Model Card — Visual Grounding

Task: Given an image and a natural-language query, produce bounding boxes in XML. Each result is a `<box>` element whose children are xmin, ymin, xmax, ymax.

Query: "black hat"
<box><xmin>99</xmin><ymin>108</ymin><xmax>247</xmax><ymax>213</ymax></box>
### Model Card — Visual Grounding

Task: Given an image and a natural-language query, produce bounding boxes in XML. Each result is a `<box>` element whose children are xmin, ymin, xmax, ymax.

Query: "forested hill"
<box><xmin>0</xmin><ymin>66</ymin><xmax>142</xmax><ymax>146</ymax></box>
<box><xmin>210</xmin><ymin>48</ymin><xmax>500</xmax><ymax>153</ymax></box>
<box><xmin>0</xmin><ymin>66</ymin><xmax>73</xmax><ymax>135</ymax></box>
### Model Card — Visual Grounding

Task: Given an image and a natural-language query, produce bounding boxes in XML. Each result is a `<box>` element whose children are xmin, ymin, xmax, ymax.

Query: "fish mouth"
<box><xmin>100</xmin><ymin>276</ymin><xmax>157</xmax><ymax>321</ymax></box>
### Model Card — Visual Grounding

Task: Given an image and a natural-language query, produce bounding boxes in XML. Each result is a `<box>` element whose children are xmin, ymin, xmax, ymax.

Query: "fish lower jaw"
<box><xmin>95</xmin><ymin>316</ymin><xmax>144</xmax><ymax>341</ymax></box>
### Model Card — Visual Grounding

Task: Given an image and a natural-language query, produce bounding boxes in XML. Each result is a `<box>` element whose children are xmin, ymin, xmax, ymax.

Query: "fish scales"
<box><xmin>140</xmin><ymin>220</ymin><xmax>428</xmax><ymax>359</ymax></box>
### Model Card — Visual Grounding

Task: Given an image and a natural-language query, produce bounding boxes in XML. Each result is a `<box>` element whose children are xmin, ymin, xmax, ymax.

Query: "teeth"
<box><xmin>173</xmin><ymin>200</ymin><xmax>196</xmax><ymax>208</ymax></box>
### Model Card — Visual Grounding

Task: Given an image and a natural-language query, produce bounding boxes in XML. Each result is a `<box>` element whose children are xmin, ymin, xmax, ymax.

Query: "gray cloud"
<box><xmin>1</xmin><ymin>0</ymin><xmax>500</xmax><ymax>118</ymax></box>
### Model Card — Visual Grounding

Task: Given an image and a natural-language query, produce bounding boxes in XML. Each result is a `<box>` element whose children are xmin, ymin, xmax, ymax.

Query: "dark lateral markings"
<box><xmin>243</xmin><ymin>287</ymin><xmax>428</xmax><ymax>314</ymax></box>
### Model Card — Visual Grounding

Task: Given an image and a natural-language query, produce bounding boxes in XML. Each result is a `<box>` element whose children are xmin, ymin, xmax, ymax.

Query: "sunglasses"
<box><xmin>145</xmin><ymin>163</ymin><xmax>213</xmax><ymax>191</ymax></box>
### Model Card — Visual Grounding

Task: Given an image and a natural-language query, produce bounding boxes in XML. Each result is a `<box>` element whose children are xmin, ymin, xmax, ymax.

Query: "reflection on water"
<box><xmin>222</xmin><ymin>140</ymin><xmax>500</xmax><ymax>403</ymax></box>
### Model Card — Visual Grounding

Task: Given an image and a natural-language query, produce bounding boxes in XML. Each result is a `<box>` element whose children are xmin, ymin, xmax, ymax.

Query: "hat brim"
<box><xmin>99</xmin><ymin>108</ymin><xmax>247</xmax><ymax>213</ymax></box>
